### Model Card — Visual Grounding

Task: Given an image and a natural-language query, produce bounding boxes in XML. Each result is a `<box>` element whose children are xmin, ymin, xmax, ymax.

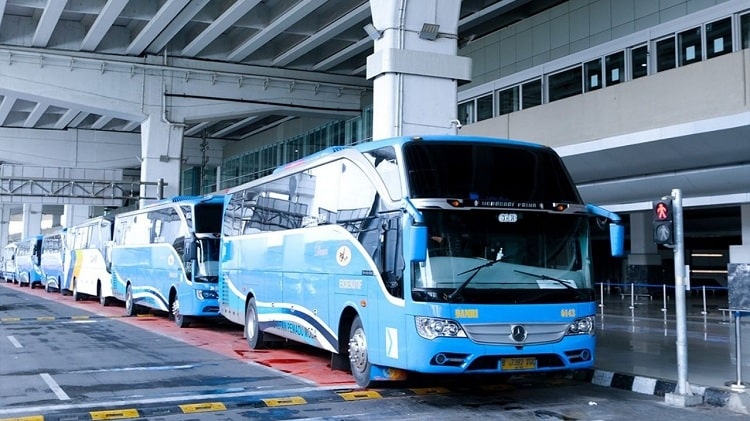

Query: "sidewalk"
<box><xmin>594</xmin><ymin>289</ymin><xmax>750</xmax><ymax>413</ymax></box>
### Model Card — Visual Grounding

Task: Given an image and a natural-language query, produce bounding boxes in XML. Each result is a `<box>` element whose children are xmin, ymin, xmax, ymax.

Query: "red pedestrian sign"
<box><xmin>655</xmin><ymin>201</ymin><xmax>669</xmax><ymax>220</ymax></box>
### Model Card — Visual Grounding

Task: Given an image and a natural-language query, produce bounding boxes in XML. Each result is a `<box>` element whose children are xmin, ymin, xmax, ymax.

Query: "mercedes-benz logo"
<box><xmin>510</xmin><ymin>325</ymin><xmax>527</xmax><ymax>342</ymax></box>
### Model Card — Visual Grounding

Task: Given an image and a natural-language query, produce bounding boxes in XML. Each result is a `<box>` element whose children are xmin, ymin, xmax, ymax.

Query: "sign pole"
<box><xmin>671</xmin><ymin>188</ymin><xmax>691</xmax><ymax>396</ymax></box>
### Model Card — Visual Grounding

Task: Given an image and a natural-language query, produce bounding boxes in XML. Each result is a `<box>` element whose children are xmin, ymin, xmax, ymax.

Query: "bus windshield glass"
<box><xmin>404</xmin><ymin>141</ymin><xmax>581</xmax><ymax>204</ymax></box>
<box><xmin>414</xmin><ymin>209</ymin><xmax>592</xmax><ymax>304</ymax></box>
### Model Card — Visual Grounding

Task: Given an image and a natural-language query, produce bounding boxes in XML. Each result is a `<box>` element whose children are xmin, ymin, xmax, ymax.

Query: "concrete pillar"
<box><xmin>139</xmin><ymin>114</ymin><xmax>183</xmax><ymax>207</ymax></box>
<box><xmin>626</xmin><ymin>211</ymin><xmax>665</xmax><ymax>294</ymax></box>
<box><xmin>729</xmin><ymin>204</ymin><xmax>750</xmax><ymax>263</ymax></box>
<box><xmin>62</xmin><ymin>205</ymin><xmax>90</xmax><ymax>229</ymax></box>
<box><xmin>21</xmin><ymin>203</ymin><xmax>42</xmax><ymax>239</ymax></box>
<box><xmin>367</xmin><ymin>0</ymin><xmax>471</xmax><ymax>140</ymax></box>
<box><xmin>0</xmin><ymin>206</ymin><xmax>9</xmax><ymax>246</ymax></box>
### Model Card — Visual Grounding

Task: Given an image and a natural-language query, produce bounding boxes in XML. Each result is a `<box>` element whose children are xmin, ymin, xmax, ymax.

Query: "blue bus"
<box><xmin>40</xmin><ymin>231</ymin><xmax>66</xmax><ymax>293</ymax></box>
<box><xmin>65</xmin><ymin>215</ymin><xmax>116</xmax><ymax>305</ymax></box>
<box><xmin>111</xmin><ymin>195</ymin><xmax>224</xmax><ymax>327</ymax></box>
<box><xmin>219</xmin><ymin>135</ymin><xmax>624</xmax><ymax>387</ymax></box>
<box><xmin>16</xmin><ymin>235</ymin><xmax>44</xmax><ymax>289</ymax></box>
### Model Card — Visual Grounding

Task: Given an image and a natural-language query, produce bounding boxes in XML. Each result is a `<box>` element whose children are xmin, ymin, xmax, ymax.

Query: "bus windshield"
<box><xmin>404</xmin><ymin>141</ymin><xmax>581</xmax><ymax>204</ymax></box>
<box><xmin>413</xmin><ymin>209</ymin><xmax>592</xmax><ymax>304</ymax></box>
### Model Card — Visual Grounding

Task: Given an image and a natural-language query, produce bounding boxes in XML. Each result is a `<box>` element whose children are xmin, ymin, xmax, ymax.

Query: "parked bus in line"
<box><xmin>40</xmin><ymin>231</ymin><xmax>66</xmax><ymax>293</ymax></box>
<box><xmin>65</xmin><ymin>215</ymin><xmax>117</xmax><ymax>304</ymax></box>
<box><xmin>15</xmin><ymin>235</ymin><xmax>44</xmax><ymax>288</ymax></box>
<box><xmin>110</xmin><ymin>195</ymin><xmax>224</xmax><ymax>327</ymax></box>
<box><xmin>1</xmin><ymin>242</ymin><xmax>17</xmax><ymax>283</ymax></box>
<box><xmin>219</xmin><ymin>135</ymin><xmax>624</xmax><ymax>387</ymax></box>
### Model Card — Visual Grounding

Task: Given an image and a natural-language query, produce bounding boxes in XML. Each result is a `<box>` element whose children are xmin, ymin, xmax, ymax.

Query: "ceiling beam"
<box><xmin>0</xmin><ymin>94</ymin><xmax>16</xmax><ymax>125</ymax></box>
<box><xmin>53</xmin><ymin>109</ymin><xmax>79</xmax><ymax>130</ymax></box>
<box><xmin>126</xmin><ymin>0</ymin><xmax>191</xmax><ymax>56</ymax></box>
<box><xmin>228</xmin><ymin>0</ymin><xmax>327</xmax><ymax>63</ymax></box>
<box><xmin>313</xmin><ymin>38</ymin><xmax>370</xmax><ymax>71</ymax></box>
<box><xmin>23</xmin><ymin>102</ymin><xmax>49</xmax><ymax>128</ymax></box>
<box><xmin>145</xmin><ymin>0</ymin><xmax>210</xmax><ymax>55</ymax></box>
<box><xmin>31</xmin><ymin>0</ymin><xmax>66</xmax><ymax>47</ymax></box>
<box><xmin>273</xmin><ymin>2</ymin><xmax>370</xmax><ymax>67</ymax></box>
<box><xmin>181</xmin><ymin>0</ymin><xmax>261</xmax><ymax>57</ymax></box>
<box><xmin>80</xmin><ymin>0</ymin><xmax>129</xmax><ymax>51</ymax></box>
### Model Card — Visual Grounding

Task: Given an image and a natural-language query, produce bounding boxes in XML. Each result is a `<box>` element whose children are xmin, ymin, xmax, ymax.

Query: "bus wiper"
<box><xmin>513</xmin><ymin>269</ymin><xmax>574</xmax><ymax>289</ymax></box>
<box><xmin>446</xmin><ymin>258</ymin><xmax>503</xmax><ymax>302</ymax></box>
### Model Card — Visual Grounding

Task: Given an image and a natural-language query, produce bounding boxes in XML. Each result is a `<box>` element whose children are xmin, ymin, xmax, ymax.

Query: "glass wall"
<box><xmin>199</xmin><ymin>108</ymin><xmax>373</xmax><ymax>193</ymax></box>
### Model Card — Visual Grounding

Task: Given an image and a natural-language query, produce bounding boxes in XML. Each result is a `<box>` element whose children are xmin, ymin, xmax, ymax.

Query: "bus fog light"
<box><xmin>567</xmin><ymin>316</ymin><xmax>595</xmax><ymax>335</ymax></box>
<box><xmin>415</xmin><ymin>316</ymin><xmax>467</xmax><ymax>340</ymax></box>
<box><xmin>196</xmin><ymin>290</ymin><xmax>218</xmax><ymax>300</ymax></box>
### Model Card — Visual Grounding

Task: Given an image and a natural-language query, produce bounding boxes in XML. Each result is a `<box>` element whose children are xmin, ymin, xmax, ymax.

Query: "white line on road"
<box><xmin>40</xmin><ymin>373</ymin><xmax>71</xmax><ymax>401</ymax></box>
<box><xmin>7</xmin><ymin>335</ymin><xmax>22</xmax><ymax>348</ymax></box>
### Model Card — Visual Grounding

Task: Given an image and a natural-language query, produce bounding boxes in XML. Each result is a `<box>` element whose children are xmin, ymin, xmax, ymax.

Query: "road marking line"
<box><xmin>7</xmin><ymin>335</ymin><xmax>22</xmax><ymax>348</ymax></box>
<box><xmin>40</xmin><ymin>373</ymin><xmax>71</xmax><ymax>401</ymax></box>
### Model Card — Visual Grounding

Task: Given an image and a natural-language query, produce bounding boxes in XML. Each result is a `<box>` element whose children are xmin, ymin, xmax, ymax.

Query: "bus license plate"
<box><xmin>500</xmin><ymin>357</ymin><xmax>537</xmax><ymax>371</ymax></box>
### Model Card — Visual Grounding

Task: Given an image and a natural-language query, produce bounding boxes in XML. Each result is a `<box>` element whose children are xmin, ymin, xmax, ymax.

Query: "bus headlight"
<box><xmin>415</xmin><ymin>316</ymin><xmax>467</xmax><ymax>340</ymax></box>
<box><xmin>196</xmin><ymin>290</ymin><xmax>218</xmax><ymax>300</ymax></box>
<box><xmin>567</xmin><ymin>316</ymin><xmax>595</xmax><ymax>335</ymax></box>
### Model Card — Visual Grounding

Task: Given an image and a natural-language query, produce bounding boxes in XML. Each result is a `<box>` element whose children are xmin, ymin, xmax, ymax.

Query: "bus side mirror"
<box><xmin>183</xmin><ymin>237</ymin><xmax>197</xmax><ymax>262</ymax></box>
<box><xmin>410</xmin><ymin>224</ymin><xmax>427</xmax><ymax>262</ymax></box>
<box><xmin>610</xmin><ymin>223</ymin><xmax>624</xmax><ymax>257</ymax></box>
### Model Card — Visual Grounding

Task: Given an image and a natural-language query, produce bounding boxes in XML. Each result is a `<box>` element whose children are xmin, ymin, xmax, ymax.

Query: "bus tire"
<box><xmin>72</xmin><ymin>282</ymin><xmax>81</xmax><ymax>301</ymax></box>
<box><xmin>125</xmin><ymin>284</ymin><xmax>137</xmax><ymax>316</ymax></box>
<box><xmin>348</xmin><ymin>316</ymin><xmax>372</xmax><ymax>387</ymax></box>
<box><xmin>98</xmin><ymin>282</ymin><xmax>110</xmax><ymax>306</ymax></box>
<box><xmin>171</xmin><ymin>297</ymin><xmax>191</xmax><ymax>328</ymax></box>
<box><xmin>245</xmin><ymin>298</ymin><xmax>266</xmax><ymax>349</ymax></box>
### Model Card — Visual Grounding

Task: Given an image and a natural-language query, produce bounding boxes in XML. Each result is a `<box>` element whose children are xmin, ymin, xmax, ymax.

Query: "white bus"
<box><xmin>65</xmin><ymin>215</ymin><xmax>117</xmax><ymax>305</ymax></box>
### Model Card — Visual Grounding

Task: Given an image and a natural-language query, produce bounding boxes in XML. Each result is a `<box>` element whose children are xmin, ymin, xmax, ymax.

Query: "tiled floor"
<box><xmin>595</xmin><ymin>285</ymin><xmax>750</xmax><ymax>393</ymax></box>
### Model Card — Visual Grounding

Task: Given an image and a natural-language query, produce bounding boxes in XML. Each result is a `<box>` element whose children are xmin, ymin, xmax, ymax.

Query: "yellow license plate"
<box><xmin>500</xmin><ymin>357</ymin><xmax>537</xmax><ymax>370</ymax></box>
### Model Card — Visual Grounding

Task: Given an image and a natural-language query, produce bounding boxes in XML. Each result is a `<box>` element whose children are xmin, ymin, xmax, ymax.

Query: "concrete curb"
<box><xmin>589</xmin><ymin>369</ymin><xmax>750</xmax><ymax>415</ymax></box>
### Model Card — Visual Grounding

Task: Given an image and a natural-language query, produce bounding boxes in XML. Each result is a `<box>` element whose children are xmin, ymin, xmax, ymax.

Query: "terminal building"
<box><xmin>0</xmin><ymin>0</ymin><xmax>748</xmax><ymax>290</ymax></box>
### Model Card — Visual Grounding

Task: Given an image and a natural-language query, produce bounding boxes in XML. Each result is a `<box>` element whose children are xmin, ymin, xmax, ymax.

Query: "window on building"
<box><xmin>521</xmin><ymin>79</ymin><xmax>542</xmax><ymax>109</ymax></box>
<box><xmin>631</xmin><ymin>45</ymin><xmax>648</xmax><ymax>79</ymax></box>
<box><xmin>743</xmin><ymin>13</ymin><xmax>750</xmax><ymax>49</ymax></box>
<box><xmin>706</xmin><ymin>17</ymin><xmax>732</xmax><ymax>59</ymax></box>
<box><xmin>497</xmin><ymin>86</ymin><xmax>519</xmax><ymax>115</ymax></box>
<box><xmin>605</xmin><ymin>51</ymin><xmax>625</xmax><ymax>86</ymax></box>
<box><xmin>458</xmin><ymin>101</ymin><xmax>475</xmax><ymax>125</ymax></box>
<box><xmin>548</xmin><ymin>66</ymin><xmax>582</xmax><ymax>102</ymax></box>
<box><xmin>476</xmin><ymin>94</ymin><xmax>494</xmax><ymax>121</ymax></box>
<box><xmin>656</xmin><ymin>37</ymin><xmax>676</xmax><ymax>72</ymax></box>
<box><xmin>678</xmin><ymin>27</ymin><xmax>702</xmax><ymax>66</ymax></box>
<box><xmin>584</xmin><ymin>59</ymin><xmax>602</xmax><ymax>92</ymax></box>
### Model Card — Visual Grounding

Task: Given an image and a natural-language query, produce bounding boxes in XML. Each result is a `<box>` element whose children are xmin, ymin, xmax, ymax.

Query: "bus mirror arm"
<box><xmin>586</xmin><ymin>204</ymin><xmax>625</xmax><ymax>258</ymax></box>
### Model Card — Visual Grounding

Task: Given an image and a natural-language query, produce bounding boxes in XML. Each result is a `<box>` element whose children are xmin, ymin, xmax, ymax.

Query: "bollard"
<box><xmin>726</xmin><ymin>311</ymin><xmax>748</xmax><ymax>391</ymax></box>
<box><xmin>599</xmin><ymin>282</ymin><xmax>604</xmax><ymax>311</ymax></box>
<box><xmin>701</xmin><ymin>285</ymin><xmax>707</xmax><ymax>317</ymax></box>
<box><xmin>629</xmin><ymin>283</ymin><xmax>635</xmax><ymax>310</ymax></box>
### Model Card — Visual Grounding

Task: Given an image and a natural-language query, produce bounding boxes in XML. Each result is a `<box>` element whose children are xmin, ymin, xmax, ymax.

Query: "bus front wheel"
<box><xmin>245</xmin><ymin>298</ymin><xmax>266</xmax><ymax>349</ymax></box>
<box><xmin>171</xmin><ymin>297</ymin><xmax>191</xmax><ymax>328</ymax></box>
<box><xmin>348</xmin><ymin>316</ymin><xmax>372</xmax><ymax>387</ymax></box>
<box><xmin>125</xmin><ymin>284</ymin><xmax>137</xmax><ymax>316</ymax></box>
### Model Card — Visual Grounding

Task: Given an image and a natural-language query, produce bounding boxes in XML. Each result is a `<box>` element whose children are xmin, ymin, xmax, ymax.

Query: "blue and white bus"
<box><xmin>220</xmin><ymin>135</ymin><xmax>624</xmax><ymax>387</ymax></box>
<box><xmin>65</xmin><ymin>215</ymin><xmax>117</xmax><ymax>304</ymax></box>
<box><xmin>111</xmin><ymin>196</ymin><xmax>224</xmax><ymax>327</ymax></box>
<box><xmin>40</xmin><ymin>231</ymin><xmax>66</xmax><ymax>293</ymax></box>
<box><xmin>16</xmin><ymin>235</ymin><xmax>43</xmax><ymax>289</ymax></box>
